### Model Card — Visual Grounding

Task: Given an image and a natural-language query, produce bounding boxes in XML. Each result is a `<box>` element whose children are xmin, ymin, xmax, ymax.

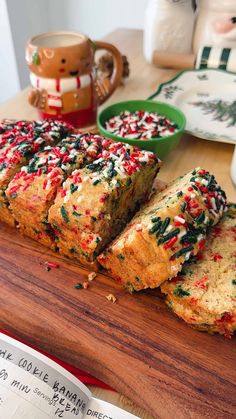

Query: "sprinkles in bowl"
<box><xmin>105</xmin><ymin>110</ymin><xmax>178</xmax><ymax>140</ymax></box>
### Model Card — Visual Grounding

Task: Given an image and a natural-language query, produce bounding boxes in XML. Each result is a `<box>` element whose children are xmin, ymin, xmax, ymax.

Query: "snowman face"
<box><xmin>26</xmin><ymin>40</ymin><xmax>94</xmax><ymax>78</ymax></box>
<box><xmin>213</xmin><ymin>16</ymin><xmax>236</xmax><ymax>42</ymax></box>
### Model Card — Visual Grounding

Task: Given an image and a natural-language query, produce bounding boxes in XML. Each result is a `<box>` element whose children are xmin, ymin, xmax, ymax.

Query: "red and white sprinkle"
<box><xmin>105</xmin><ymin>110</ymin><xmax>178</xmax><ymax>140</ymax></box>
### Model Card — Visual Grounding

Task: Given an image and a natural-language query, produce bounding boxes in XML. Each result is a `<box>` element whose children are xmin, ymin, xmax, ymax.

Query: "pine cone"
<box><xmin>97</xmin><ymin>53</ymin><xmax>130</xmax><ymax>81</ymax></box>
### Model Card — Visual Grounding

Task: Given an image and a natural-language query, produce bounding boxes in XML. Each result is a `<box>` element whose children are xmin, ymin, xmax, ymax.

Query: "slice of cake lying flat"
<box><xmin>160</xmin><ymin>204</ymin><xmax>236</xmax><ymax>338</ymax></box>
<box><xmin>48</xmin><ymin>141</ymin><xmax>161</xmax><ymax>265</ymax></box>
<box><xmin>6</xmin><ymin>134</ymin><xmax>104</xmax><ymax>248</ymax></box>
<box><xmin>98</xmin><ymin>168</ymin><xmax>227</xmax><ymax>291</ymax></box>
<box><xmin>0</xmin><ymin>119</ymin><xmax>72</xmax><ymax>226</ymax></box>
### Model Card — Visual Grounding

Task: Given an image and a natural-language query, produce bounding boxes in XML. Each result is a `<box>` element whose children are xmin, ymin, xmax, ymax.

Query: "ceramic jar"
<box><xmin>193</xmin><ymin>0</ymin><xmax>236</xmax><ymax>53</ymax></box>
<box><xmin>26</xmin><ymin>31</ymin><xmax>123</xmax><ymax>128</ymax></box>
<box><xmin>143</xmin><ymin>0</ymin><xmax>195</xmax><ymax>63</ymax></box>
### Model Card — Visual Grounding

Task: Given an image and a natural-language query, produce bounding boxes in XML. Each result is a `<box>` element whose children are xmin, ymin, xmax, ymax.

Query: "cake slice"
<box><xmin>98</xmin><ymin>168</ymin><xmax>227</xmax><ymax>291</ymax></box>
<box><xmin>48</xmin><ymin>142</ymin><xmax>161</xmax><ymax>265</ymax></box>
<box><xmin>160</xmin><ymin>204</ymin><xmax>236</xmax><ymax>338</ymax></box>
<box><xmin>6</xmin><ymin>134</ymin><xmax>105</xmax><ymax>248</ymax></box>
<box><xmin>0</xmin><ymin>119</ymin><xmax>73</xmax><ymax>226</ymax></box>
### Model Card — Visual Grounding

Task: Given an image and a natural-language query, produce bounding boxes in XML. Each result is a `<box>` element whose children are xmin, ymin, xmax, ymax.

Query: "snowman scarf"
<box><xmin>30</xmin><ymin>72</ymin><xmax>92</xmax><ymax>109</ymax></box>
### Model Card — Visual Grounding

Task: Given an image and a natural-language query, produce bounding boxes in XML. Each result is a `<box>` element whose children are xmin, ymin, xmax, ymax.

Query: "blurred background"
<box><xmin>0</xmin><ymin>0</ymin><xmax>147</xmax><ymax>103</ymax></box>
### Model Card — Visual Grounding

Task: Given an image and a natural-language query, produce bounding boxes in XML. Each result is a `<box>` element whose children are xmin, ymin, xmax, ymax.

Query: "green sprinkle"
<box><xmin>33</xmin><ymin>228</ymin><xmax>40</xmax><ymax>234</ymax></box>
<box><xmin>93</xmin><ymin>179</ymin><xmax>100</xmax><ymax>186</ymax></box>
<box><xmin>208</xmin><ymin>219</ymin><xmax>214</xmax><ymax>227</ymax></box>
<box><xmin>135</xmin><ymin>277</ymin><xmax>142</xmax><ymax>283</ymax></box>
<box><xmin>72</xmin><ymin>211</ymin><xmax>81</xmax><ymax>217</ymax></box>
<box><xmin>117</xmin><ymin>254</ymin><xmax>125</xmax><ymax>261</ymax></box>
<box><xmin>195</xmin><ymin>211</ymin><xmax>205</xmax><ymax>224</ymax></box>
<box><xmin>174</xmin><ymin>286</ymin><xmax>190</xmax><ymax>297</ymax></box>
<box><xmin>91</xmin><ymin>216</ymin><xmax>97</xmax><ymax>222</ymax></box>
<box><xmin>159</xmin><ymin>217</ymin><xmax>170</xmax><ymax>235</ymax></box>
<box><xmin>158</xmin><ymin>228</ymin><xmax>180</xmax><ymax>245</ymax></box>
<box><xmin>215</xmin><ymin>198</ymin><xmax>221</xmax><ymax>211</ymax></box>
<box><xmin>126</xmin><ymin>178</ymin><xmax>132</xmax><ymax>187</ymax></box>
<box><xmin>192</xmin><ymin>184</ymin><xmax>199</xmax><ymax>191</ymax></box>
<box><xmin>181</xmin><ymin>202</ymin><xmax>187</xmax><ymax>212</ymax></box>
<box><xmin>177</xmin><ymin>191</ymin><xmax>183</xmax><ymax>197</ymax></box>
<box><xmin>232</xmin><ymin>280</ymin><xmax>236</xmax><ymax>285</ymax></box>
<box><xmin>151</xmin><ymin>216</ymin><xmax>160</xmax><ymax>223</ymax></box>
<box><xmin>180</xmin><ymin>234</ymin><xmax>197</xmax><ymax>244</ymax></box>
<box><xmin>0</xmin><ymin>163</ymin><xmax>6</xmax><ymax>172</ymax></box>
<box><xmin>149</xmin><ymin>220</ymin><xmax>162</xmax><ymax>235</ymax></box>
<box><xmin>70</xmin><ymin>184</ymin><xmax>78</xmax><ymax>194</ymax></box>
<box><xmin>172</xmin><ymin>246</ymin><xmax>194</xmax><ymax>259</ymax></box>
<box><xmin>61</xmin><ymin>205</ymin><xmax>69</xmax><ymax>223</ymax></box>
<box><xmin>74</xmin><ymin>283</ymin><xmax>83</xmax><ymax>289</ymax></box>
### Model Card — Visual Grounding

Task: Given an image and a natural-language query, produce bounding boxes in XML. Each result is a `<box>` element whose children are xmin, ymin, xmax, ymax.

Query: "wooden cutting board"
<box><xmin>0</xmin><ymin>221</ymin><xmax>235</xmax><ymax>419</ymax></box>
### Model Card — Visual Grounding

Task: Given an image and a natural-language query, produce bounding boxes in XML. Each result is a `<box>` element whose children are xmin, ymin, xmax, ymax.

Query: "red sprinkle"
<box><xmin>169</xmin><ymin>275</ymin><xmax>184</xmax><ymax>283</ymax></box>
<box><xmin>163</xmin><ymin>236</ymin><xmax>178</xmax><ymax>249</ymax></box>
<box><xmin>194</xmin><ymin>276</ymin><xmax>208</xmax><ymax>290</ymax></box>
<box><xmin>199</xmin><ymin>239</ymin><xmax>206</xmax><ymax>251</ymax></box>
<box><xmin>190</xmin><ymin>297</ymin><xmax>198</xmax><ymax>305</ymax></box>
<box><xmin>211</xmin><ymin>253</ymin><xmax>223</xmax><ymax>262</ymax></box>
<box><xmin>45</xmin><ymin>261</ymin><xmax>59</xmax><ymax>269</ymax></box>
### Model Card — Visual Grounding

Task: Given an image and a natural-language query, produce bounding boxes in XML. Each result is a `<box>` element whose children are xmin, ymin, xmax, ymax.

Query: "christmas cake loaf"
<box><xmin>0</xmin><ymin>119</ymin><xmax>72</xmax><ymax>226</ymax></box>
<box><xmin>48</xmin><ymin>141</ymin><xmax>161</xmax><ymax>264</ymax></box>
<box><xmin>160</xmin><ymin>204</ymin><xmax>236</xmax><ymax>338</ymax></box>
<box><xmin>98</xmin><ymin>168</ymin><xmax>227</xmax><ymax>291</ymax></box>
<box><xmin>6</xmin><ymin>134</ymin><xmax>104</xmax><ymax>248</ymax></box>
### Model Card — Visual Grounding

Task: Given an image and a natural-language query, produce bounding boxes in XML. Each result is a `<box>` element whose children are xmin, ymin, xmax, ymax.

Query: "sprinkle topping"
<box><xmin>105</xmin><ymin>110</ymin><xmax>178</xmax><ymax>139</ymax></box>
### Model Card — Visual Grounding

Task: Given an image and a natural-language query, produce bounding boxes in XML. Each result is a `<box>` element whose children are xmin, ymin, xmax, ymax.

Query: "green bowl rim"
<box><xmin>97</xmin><ymin>99</ymin><xmax>186</xmax><ymax>144</ymax></box>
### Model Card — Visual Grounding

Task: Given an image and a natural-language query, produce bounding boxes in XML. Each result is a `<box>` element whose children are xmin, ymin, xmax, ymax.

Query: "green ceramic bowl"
<box><xmin>97</xmin><ymin>100</ymin><xmax>186</xmax><ymax>159</ymax></box>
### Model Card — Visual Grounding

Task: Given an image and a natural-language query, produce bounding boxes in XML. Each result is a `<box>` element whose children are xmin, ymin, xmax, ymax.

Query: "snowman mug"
<box><xmin>26</xmin><ymin>31</ymin><xmax>123</xmax><ymax>128</ymax></box>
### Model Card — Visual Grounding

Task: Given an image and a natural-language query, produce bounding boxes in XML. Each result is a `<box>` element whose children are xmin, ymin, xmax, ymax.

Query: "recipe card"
<box><xmin>0</xmin><ymin>333</ymin><xmax>139</xmax><ymax>419</ymax></box>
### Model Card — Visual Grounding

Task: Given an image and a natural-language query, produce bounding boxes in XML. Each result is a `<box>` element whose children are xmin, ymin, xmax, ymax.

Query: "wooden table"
<box><xmin>0</xmin><ymin>29</ymin><xmax>235</xmax><ymax>419</ymax></box>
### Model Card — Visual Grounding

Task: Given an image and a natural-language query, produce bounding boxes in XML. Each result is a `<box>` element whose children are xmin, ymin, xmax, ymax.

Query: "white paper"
<box><xmin>85</xmin><ymin>398</ymin><xmax>140</xmax><ymax>419</ymax></box>
<box><xmin>0</xmin><ymin>333</ymin><xmax>140</xmax><ymax>419</ymax></box>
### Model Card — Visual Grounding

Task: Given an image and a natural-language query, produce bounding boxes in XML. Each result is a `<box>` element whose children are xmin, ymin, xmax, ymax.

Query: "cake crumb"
<box><xmin>88</xmin><ymin>271</ymin><xmax>97</xmax><ymax>281</ymax></box>
<box><xmin>83</xmin><ymin>281</ymin><xmax>89</xmax><ymax>289</ymax></box>
<box><xmin>106</xmin><ymin>294</ymin><xmax>117</xmax><ymax>303</ymax></box>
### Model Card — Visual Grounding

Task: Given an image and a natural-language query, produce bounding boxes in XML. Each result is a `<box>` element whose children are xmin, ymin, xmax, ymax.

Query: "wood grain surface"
<box><xmin>0</xmin><ymin>29</ymin><xmax>235</xmax><ymax>418</ymax></box>
<box><xmin>0</xmin><ymin>221</ymin><xmax>236</xmax><ymax>419</ymax></box>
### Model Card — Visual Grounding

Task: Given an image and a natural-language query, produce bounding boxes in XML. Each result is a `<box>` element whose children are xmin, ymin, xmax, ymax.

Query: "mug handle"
<box><xmin>94</xmin><ymin>41</ymin><xmax>123</xmax><ymax>105</ymax></box>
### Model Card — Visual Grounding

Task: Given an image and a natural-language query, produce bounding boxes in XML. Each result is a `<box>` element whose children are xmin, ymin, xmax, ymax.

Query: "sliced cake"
<box><xmin>48</xmin><ymin>142</ymin><xmax>161</xmax><ymax>265</ymax></box>
<box><xmin>6</xmin><ymin>134</ymin><xmax>105</xmax><ymax>248</ymax></box>
<box><xmin>98</xmin><ymin>168</ymin><xmax>227</xmax><ymax>291</ymax></box>
<box><xmin>160</xmin><ymin>204</ymin><xmax>236</xmax><ymax>338</ymax></box>
<box><xmin>0</xmin><ymin>119</ymin><xmax>72</xmax><ymax>226</ymax></box>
